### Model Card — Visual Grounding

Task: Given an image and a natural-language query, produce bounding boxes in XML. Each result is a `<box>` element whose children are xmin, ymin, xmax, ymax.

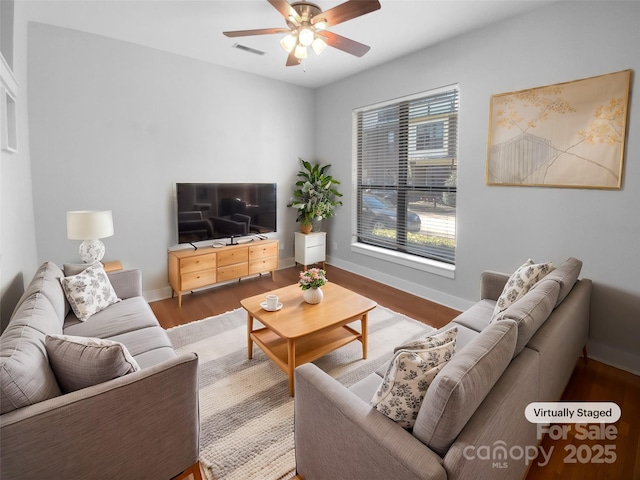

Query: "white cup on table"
<box><xmin>266</xmin><ymin>294</ymin><xmax>278</xmax><ymax>310</ymax></box>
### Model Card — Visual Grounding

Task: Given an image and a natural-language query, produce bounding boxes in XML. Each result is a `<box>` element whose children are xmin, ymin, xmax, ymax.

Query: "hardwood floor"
<box><xmin>150</xmin><ymin>265</ymin><xmax>640</xmax><ymax>480</ymax></box>
<box><xmin>150</xmin><ymin>265</ymin><xmax>460</xmax><ymax>330</ymax></box>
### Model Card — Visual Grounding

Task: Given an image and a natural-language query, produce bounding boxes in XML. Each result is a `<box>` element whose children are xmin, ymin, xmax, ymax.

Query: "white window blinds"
<box><xmin>353</xmin><ymin>86</ymin><xmax>458</xmax><ymax>264</ymax></box>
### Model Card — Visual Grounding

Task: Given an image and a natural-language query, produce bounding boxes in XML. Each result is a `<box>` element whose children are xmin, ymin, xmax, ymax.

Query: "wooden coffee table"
<box><xmin>241</xmin><ymin>283</ymin><xmax>377</xmax><ymax>396</ymax></box>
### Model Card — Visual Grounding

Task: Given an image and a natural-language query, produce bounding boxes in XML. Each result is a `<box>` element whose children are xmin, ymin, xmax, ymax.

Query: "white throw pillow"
<box><xmin>59</xmin><ymin>262</ymin><xmax>120</xmax><ymax>321</ymax></box>
<box><xmin>491</xmin><ymin>259</ymin><xmax>554</xmax><ymax>321</ymax></box>
<box><xmin>45</xmin><ymin>334</ymin><xmax>140</xmax><ymax>393</ymax></box>
<box><xmin>371</xmin><ymin>326</ymin><xmax>458</xmax><ymax>429</ymax></box>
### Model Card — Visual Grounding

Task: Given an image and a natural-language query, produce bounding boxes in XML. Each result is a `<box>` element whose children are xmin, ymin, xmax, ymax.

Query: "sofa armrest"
<box><xmin>0</xmin><ymin>353</ymin><xmax>199</xmax><ymax>480</ymax></box>
<box><xmin>480</xmin><ymin>271</ymin><xmax>510</xmax><ymax>301</ymax></box>
<box><xmin>294</xmin><ymin>364</ymin><xmax>447</xmax><ymax>480</ymax></box>
<box><xmin>107</xmin><ymin>268</ymin><xmax>142</xmax><ymax>299</ymax></box>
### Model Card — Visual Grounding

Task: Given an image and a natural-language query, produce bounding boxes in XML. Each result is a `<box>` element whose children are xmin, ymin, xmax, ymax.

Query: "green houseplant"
<box><xmin>288</xmin><ymin>158</ymin><xmax>343</xmax><ymax>233</ymax></box>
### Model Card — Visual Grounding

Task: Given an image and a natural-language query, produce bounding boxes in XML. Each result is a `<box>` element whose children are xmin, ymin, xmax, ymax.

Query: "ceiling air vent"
<box><xmin>232</xmin><ymin>43</ymin><xmax>265</xmax><ymax>56</ymax></box>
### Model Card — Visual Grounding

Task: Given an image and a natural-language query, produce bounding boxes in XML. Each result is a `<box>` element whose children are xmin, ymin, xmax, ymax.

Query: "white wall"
<box><xmin>317</xmin><ymin>1</ymin><xmax>640</xmax><ymax>373</ymax></box>
<box><xmin>0</xmin><ymin>1</ymin><xmax>39</xmax><ymax>329</ymax></box>
<box><xmin>27</xmin><ymin>23</ymin><xmax>315</xmax><ymax>299</ymax></box>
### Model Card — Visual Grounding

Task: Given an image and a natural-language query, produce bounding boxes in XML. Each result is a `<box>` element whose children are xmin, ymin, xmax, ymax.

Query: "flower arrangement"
<box><xmin>298</xmin><ymin>268</ymin><xmax>327</xmax><ymax>290</ymax></box>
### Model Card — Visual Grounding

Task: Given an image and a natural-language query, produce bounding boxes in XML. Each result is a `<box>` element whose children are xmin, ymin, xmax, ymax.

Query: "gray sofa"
<box><xmin>294</xmin><ymin>257</ymin><xmax>591</xmax><ymax>480</ymax></box>
<box><xmin>0</xmin><ymin>262</ymin><xmax>200</xmax><ymax>480</ymax></box>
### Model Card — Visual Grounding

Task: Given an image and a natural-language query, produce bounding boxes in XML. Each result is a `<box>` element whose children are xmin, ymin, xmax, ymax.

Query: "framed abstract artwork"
<box><xmin>487</xmin><ymin>70</ymin><xmax>631</xmax><ymax>189</ymax></box>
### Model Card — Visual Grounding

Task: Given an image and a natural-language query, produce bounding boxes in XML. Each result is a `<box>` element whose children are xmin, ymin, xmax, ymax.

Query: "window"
<box><xmin>353</xmin><ymin>86</ymin><xmax>458</xmax><ymax>265</ymax></box>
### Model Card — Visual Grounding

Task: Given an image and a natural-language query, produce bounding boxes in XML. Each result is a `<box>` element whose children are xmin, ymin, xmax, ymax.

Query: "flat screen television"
<box><xmin>175</xmin><ymin>183</ymin><xmax>277</xmax><ymax>244</ymax></box>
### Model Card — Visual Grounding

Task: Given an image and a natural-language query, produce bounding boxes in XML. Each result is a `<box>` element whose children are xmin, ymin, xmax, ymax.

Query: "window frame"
<box><xmin>351</xmin><ymin>85</ymin><xmax>458</xmax><ymax>277</ymax></box>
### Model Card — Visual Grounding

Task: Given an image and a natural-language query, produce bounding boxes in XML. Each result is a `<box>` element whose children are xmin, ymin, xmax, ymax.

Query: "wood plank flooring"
<box><xmin>150</xmin><ymin>265</ymin><xmax>640</xmax><ymax>480</ymax></box>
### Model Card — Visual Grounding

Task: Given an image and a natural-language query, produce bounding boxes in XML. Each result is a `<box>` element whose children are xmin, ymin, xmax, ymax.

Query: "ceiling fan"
<box><xmin>223</xmin><ymin>0</ymin><xmax>381</xmax><ymax>66</ymax></box>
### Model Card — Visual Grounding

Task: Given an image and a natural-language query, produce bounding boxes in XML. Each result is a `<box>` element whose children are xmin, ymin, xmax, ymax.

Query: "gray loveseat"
<box><xmin>294</xmin><ymin>257</ymin><xmax>591</xmax><ymax>480</ymax></box>
<box><xmin>0</xmin><ymin>262</ymin><xmax>200</xmax><ymax>480</ymax></box>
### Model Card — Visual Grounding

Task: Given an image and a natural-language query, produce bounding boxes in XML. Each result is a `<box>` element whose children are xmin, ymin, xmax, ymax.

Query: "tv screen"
<box><xmin>175</xmin><ymin>183</ymin><xmax>277</xmax><ymax>244</ymax></box>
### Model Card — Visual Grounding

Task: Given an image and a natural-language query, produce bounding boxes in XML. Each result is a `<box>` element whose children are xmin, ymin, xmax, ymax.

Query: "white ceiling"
<box><xmin>24</xmin><ymin>0</ymin><xmax>552</xmax><ymax>88</ymax></box>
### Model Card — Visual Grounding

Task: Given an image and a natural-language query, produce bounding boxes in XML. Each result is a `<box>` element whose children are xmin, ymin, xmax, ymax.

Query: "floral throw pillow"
<box><xmin>491</xmin><ymin>259</ymin><xmax>555</xmax><ymax>322</ymax></box>
<box><xmin>371</xmin><ymin>326</ymin><xmax>458</xmax><ymax>429</ymax></box>
<box><xmin>60</xmin><ymin>262</ymin><xmax>120</xmax><ymax>321</ymax></box>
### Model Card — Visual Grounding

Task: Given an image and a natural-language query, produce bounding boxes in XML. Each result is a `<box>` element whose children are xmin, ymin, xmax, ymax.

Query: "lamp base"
<box><xmin>79</xmin><ymin>239</ymin><xmax>106</xmax><ymax>263</ymax></box>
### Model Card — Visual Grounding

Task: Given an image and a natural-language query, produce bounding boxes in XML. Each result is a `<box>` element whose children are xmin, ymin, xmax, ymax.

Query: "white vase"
<box><xmin>303</xmin><ymin>287</ymin><xmax>323</xmax><ymax>304</ymax></box>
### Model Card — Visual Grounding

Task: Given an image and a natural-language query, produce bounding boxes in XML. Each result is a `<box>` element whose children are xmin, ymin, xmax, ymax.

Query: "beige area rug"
<box><xmin>166</xmin><ymin>305</ymin><xmax>433</xmax><ymax>480</ymax></box>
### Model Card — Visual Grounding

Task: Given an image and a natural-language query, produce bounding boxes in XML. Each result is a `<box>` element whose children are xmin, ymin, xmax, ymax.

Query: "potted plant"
<box><xmin>288</xmin><ymin>158</ymin><xmax>343</xmax><ymax>233</ymax></box>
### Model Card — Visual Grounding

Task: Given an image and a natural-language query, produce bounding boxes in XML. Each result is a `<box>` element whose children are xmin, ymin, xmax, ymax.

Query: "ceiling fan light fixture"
<box><xmin>294</xmin><ymin>44</ymin><xmax>308</xmax><ymax>59</ymax></box>
<box><xmin>298</xmin><ymin>26</ymin><xmax>315</xmax><ymax>47</ymax></box>
<box><xmin>311</xmin><ymin>37</ymin><xmax>327</xmax><ymax>55</ymax></box>
<box><xmin>280</xmin><ymin>33</ymin><xmax>297</xmax><ymax>53</ymax></box>
<box><xmin>223</xmin><ymin>0</ymin><xmax>381</xmax><ymax>67</ymax></box>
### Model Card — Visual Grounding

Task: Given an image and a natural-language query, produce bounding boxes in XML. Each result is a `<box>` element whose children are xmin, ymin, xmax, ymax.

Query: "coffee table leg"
<box><xmin>361</xmin><ymin>313</ymin><xmax>369</xmax><ymax>359</ymax></box>
<box><xmin>287</xmin><ymin>339</ymin><xmax>295</xmax><ymax>396</ymax></box>
<box><xmin>247</xmin><ymin>313</ymin><xmax>254</xmax><ymax>359</ymax></box>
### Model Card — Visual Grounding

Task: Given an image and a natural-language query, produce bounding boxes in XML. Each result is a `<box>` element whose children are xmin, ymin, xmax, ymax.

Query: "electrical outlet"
<box><xmin>333</xmin><ymin>242</ymin><xmax>338</xmax><ymax>251</ymax></box>
<box><xmin>279</xmin><ymin>242</ymin><xmax>284</xmax><ymax>250</ymax></box>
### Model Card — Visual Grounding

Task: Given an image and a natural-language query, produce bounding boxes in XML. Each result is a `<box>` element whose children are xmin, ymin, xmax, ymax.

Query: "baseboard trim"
<box><xmin>586</xmin><ymin>339</ymin><xmax>640</xmax><ymax>376</ymax></box>
<box><xmin>326</xmin><ymin>255</ymin><xmax>474</xmax><ymax>312</ymax></box>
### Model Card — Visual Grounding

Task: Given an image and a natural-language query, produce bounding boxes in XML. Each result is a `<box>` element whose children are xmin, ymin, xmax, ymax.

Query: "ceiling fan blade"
<box><xmin>312</xmin><ymin>0</ymin><xmax>381</xmax><ymax>27</ymax></box>
<box><xmin>223</xmin><ymin>27</ymin><xmax>290</xmax><ymax>37</ymax></box>
<box><xmin>286</xmin><ymin>49</ymin><xmax>302</xmax><ymax>67</ymax></box>
<box><xmin>268</xmin><ymin>0</ymin><xmax>302</xmax><ymax>24</ymax></box>
<box><xmin>321</xmin><ymin>31</ymin><xmax>371</xmax><ymax>57</ymax></box>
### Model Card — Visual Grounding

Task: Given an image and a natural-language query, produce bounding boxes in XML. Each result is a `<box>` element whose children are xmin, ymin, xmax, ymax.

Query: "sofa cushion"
<box><xmin>371</xmin><ymin>327</ymin><xmax>457</xmax><ymax>429</ymax></box>
<box><xmin>392</xmin><ymin>326</ymin><xmax>458</xmax><ymax>353</ymax></box>
<box><xmin>450</xmin><ymin>299</ymin><xmax>494</xmax><ymax>333</ymax></box>
<box><xmin>372</xmin><ymin>323</ymin><xmax>479</xmax><ymax>379</ymax></box>
<box><xmin>45</xmin><ymin>334</ymin><xmax>140</xmax><ymax>393</ymax></box>
<box><xmin>491</xmin><ymin>259</ymin><xmax>554</xmax><ymax>320</ymax></box>
<box><xmin>0</xmin><ymin>293</ymin><xmax>62</xmax><ymax>414</ymax></box>
<box><xmin>63</xmin><ymin>263</ymin><xmax>98</xmax><ymax>276</ymax></box>
<box><xmin>413</xmin><ymin>320</ymin><xmax>517</xmax><ymax>456</ymax></box>
<box><xmin>105</xmin><ymin>326</ymin><xmax>177</xmax><ymax>369</ymax></box>
<box><xmin>497</xmin><ymin>279</ymin><xmax>560</xmax><ymax>356</ymax></box>
<box><xmin>64</xmin><ymin>297</ymin><xmax>160</xmax><ymax>338</ymax></box>
<box><xmin>60</xmin><ymin>263</ymin><xmax>121</xmax><ymax>321</ymax></box>
<box><xmin>131</xmin><ymin>346</ymin><xmax>179</xmax><ymax>370</ymax></box>
<box><xmin>12</xmin><ymin>261</ymin><xmax>69</xmax><ymax>324</ymax></box>
<box><xmin>535</xmin><ymin>257</ymin><xmax>582</xmax><ymax>307</ymax></box>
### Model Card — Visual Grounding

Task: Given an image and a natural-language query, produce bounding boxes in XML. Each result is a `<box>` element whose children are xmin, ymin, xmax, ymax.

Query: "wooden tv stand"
<box><xmin>168</xmin><ymin>239</ymin><xmax>278</xmax><ymax>307</ymax></box>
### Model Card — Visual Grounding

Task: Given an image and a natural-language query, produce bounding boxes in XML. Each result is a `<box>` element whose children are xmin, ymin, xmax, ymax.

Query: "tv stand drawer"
<box><xmin>181</xmin><ymin>270</ymin><xmax>217</xmax><ymax>291</ymax></box>
<box><xmin>217</xmin><ymin>248</ymin><xmax>249</xmax><ymax>267</ymax></box>
<box><xmin>250</xmin><ymin>242</ymin><xmax>278</xmax><ymax>259</ymax></box>
<box><xmin>249</xmin><ymin>256</ymin><xmax>278</xmax><ymax>275</ymax></box>
<box><xmin>180</xmin><ymin>253</ymin><xmax>216</xmax><ymax>274</ymax></box>
<box><xmin>217</xmin><ymin>263</ymin><xmax>250</xmax><ymax>282</ymax></box>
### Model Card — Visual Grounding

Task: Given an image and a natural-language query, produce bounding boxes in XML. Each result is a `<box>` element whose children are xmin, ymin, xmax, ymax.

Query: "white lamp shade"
<box><xmin>312</xmin><ymin>37</ymin><xmax>327</xmax><ymax>55</ymax></box>
<box><xmin>67</xmin><ymin>210</ymin><xmax>114</xmax><ymax>240</ymax></box>
<box><xmin>280</xmin><ymin>34</ymin><xmax>297</xmax><ymax>53</ymax></box>
<box><xmin>294</xmin><ymin>44</ymin><xmax>308</xmax><ymax>59</ymax></box>
<box><xmin>298</xmin><ymin>27</ymin><xmax>315</xmax><ymax>47</ymax></box>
